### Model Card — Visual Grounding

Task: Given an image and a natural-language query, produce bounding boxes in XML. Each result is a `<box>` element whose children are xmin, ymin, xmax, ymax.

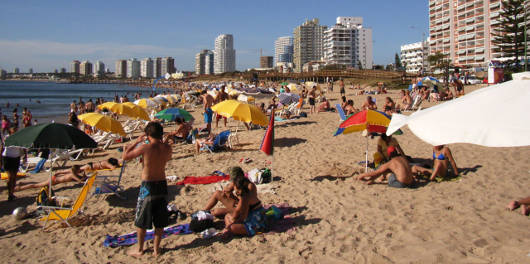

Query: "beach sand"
<box><xmin>0</xmin><ymin>84</ymin><xmax>529</xmax><ymax>263</ymax></box>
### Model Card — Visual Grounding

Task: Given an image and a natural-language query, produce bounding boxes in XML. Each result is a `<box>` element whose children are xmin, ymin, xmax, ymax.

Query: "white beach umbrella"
<box><xmin>386</xmin><ymin>72</ymin><xmax>530</xmax><ymax>147</ymax></box>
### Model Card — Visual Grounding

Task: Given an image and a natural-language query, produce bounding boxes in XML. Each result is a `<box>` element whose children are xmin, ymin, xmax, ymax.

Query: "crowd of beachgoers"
<box><xmin>0</xmin><ymin>74</ymin><xmax>528</xmax><ymax>263</ymax></box>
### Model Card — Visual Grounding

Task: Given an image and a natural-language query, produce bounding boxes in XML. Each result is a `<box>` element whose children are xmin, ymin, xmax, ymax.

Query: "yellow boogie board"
<box><xmin>1</xmin><ymin>172</ymin><xmax>26</xmax><ymax>180</ymax></box>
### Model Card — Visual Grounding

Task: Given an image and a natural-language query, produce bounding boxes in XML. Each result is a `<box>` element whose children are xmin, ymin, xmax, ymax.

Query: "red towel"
<box><xmin>176</xmin><ymin>174</ymin><xmax>230</xmax><ymax>185</ymax></box>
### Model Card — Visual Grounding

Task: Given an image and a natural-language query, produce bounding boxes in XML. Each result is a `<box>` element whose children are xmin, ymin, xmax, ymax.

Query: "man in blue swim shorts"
<box><xmin>200</xmin><ymin>90</ymin><xmax>214</xmax><ymax>136</ymax></box>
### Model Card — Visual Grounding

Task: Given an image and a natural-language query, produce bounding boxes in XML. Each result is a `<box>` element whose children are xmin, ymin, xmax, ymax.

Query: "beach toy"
<box><xmin>12</xmin><ymin>207</ymin><xmax>27</xmax><ymax>220</ymax></box>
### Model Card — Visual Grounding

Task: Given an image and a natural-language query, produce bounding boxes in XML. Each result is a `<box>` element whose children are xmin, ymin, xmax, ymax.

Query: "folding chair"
<box><xmin>200</xmin><ymin>130</ymin><xmax>231</xmax><ymax>153</ymax></box>
<box><xmin>38</xmin><ymin>173</ymin><xmax>97</xmax><ymax>229</ymax></box>
<box><xmin>92</xmin><ymin>161</ymin><xmax>127</xmax><ymax>199</ymax></box>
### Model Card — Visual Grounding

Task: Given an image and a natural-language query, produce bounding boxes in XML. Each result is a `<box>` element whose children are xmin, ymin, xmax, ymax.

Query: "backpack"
<box><xmin>36</xmin><ymin>186</ymin><xmax>56</xmax><ymax>207</ymax></box>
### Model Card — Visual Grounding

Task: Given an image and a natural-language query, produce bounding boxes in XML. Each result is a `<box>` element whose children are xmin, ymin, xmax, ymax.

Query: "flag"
<box><xmin>260</xmin><ymin>112</ymin><xmax>274</xmax><ymax>155</ymax></box>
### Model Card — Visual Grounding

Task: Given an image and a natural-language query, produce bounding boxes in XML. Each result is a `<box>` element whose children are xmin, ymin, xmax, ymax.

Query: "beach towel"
<box><xmin>176</xmin><ymin>171</ymin><xmax>229</xmax><ymax>185</ymax></box>
<box><xmin>1</xmin><ymin>172</ymin><xmax>26</xmax><ymax>180</ymax></box>
<box><xmin>103</xmin><ymin>223</ymin><xmax>192</xmax><ymax>248</ymax></box>
<box><xmin>31</xmin><ymin>158</ymin><xmax>47</xmax><ymax>174</ymax></box>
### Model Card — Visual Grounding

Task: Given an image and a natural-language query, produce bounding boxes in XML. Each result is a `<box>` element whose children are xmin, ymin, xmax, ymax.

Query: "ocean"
<box><xmin>0</xmin><ymin>81</ymin><xmax>157</xmax><ymax>123</ymax></box>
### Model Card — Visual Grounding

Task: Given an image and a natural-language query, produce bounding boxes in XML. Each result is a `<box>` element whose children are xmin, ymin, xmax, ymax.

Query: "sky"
<box><xmin>0</xmin><ymin>0</ymin><xmax>429</xmax><ymax>72</ymax></box>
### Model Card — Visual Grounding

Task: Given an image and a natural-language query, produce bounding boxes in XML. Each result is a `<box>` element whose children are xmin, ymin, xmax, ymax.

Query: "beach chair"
<box><xmin>92</xmin><ymin>161</ymin><xmax>126</xmax><ymax>199</ymax></box>
<box><xmin>38</xmin><ymin>173</ymin><xmax>96</xmax><ymax>229</ymax></box>
<box><xmin>200</xmin><ymin>130</ymin><xmax>231</xmax><ymax>153</ymax></box>
<box><xmin>335</xmin><ymin>104</ymin><xmax>347</xmax><ymax>121</ymax></box>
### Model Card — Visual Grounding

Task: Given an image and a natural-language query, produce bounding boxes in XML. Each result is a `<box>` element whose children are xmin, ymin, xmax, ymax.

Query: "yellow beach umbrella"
<box><xmin>134</xmin><ymin>98</ymin><xmax>159</xmax><ymax>109</ymax></box>
<box><xmin>287</xmin><ymin>83</ymin><xmax>298</xmax><ymax>92</ymax></box>
<box><xmin>97</xmin><ymin>102</ymin><xmax>119</xmax><ymax>111</ymax></box>
<box><xmin>78</xmin><ymin>113</ymin><xmax>126</xmax><ymax>136</ymax></box>
<box><xmin>211</xmin><ymin>100</ymin><xmax>267</xmax><ymax>126</ymax></box>
<box><xmin>123</xmin><ymin>102</ymin><xmax>151</xmax><ymax>121</ymax></box>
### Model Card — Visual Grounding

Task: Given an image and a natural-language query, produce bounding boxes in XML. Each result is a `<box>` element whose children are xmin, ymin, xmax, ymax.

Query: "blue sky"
<box><xmin>0</xmin><ymin>0</ymin><xmax>428</xmax><ymax>72</ymax></box>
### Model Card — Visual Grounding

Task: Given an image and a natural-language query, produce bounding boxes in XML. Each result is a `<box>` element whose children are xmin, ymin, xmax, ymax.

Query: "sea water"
<box><xmin>0</xmin><ymin>81</ymin><xmax>155</xmax><ymax>123</ymax></box>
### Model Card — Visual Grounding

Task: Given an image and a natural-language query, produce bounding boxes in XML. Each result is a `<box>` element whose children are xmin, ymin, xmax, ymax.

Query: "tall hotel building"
<box><xmin>115</xmin><ymin>60</ymin><xmax>127</xmax><ymax>78</ymax></box>
<box><xmin>80</xmin><ymin>61</ymin><xmax>93</xmax><ymax>76</ymax></box>
<box><xmin>127</xmin><ymin>58</ymin><xmax>140</xmax><ymax>79</ymax></box>
<box><xmin>161</xmin><ymin>57</ymin><xmax>176</xmax><ymax>76</ymax></box>
<box><xmin>214</xmin><ymin>34</ymin><xmax>236</xmax><ymax>74</ymax></box>
<box><xmin>70</xmin><ymin>60</ymin><xmax>80</xmax><ymax>75</ymax></box>
<box><xmin>428</xmin><ymin>0</ymin><xmax>522</xmax><ymax>68</ymax></box>
<box><xmin>401</xmin><ymin>39</ymin><xmax>430</xmax><ymax>74</ymax></box>
<box><xmin>94</xmin><ymin>60</ymin><xmax>105</xmax><ymax>75</ymax></box>
<box><xmin>274</xmin><ymin>36</ymin><xmax>294</xmax><ymax>65</ymax></box>
<box><xmin>293</xmin><ymin>19</ymin><xmax>327</xmax><ymax>72</ymax></box>
<box><xmin>195</xmin><ymin>50</ymin><xmax>214</xmax><ymax>75</ymax></box>
<box><xmin>140</xmin><ymin>58</ymin><xmax>154</xmax><ymax>78</ymax></box>
<box><xmin>323</xmin><ymin>17</ymin><xmax>373</xmax><ymax>70</ymax></box>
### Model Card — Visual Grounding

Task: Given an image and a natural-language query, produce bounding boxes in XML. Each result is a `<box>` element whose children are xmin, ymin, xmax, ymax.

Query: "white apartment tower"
<box><xmin>274</xmin><ymin>36</ymin><xmax>294</xmax><ymax>65</ymax></box>
<box><xmin>401</xmin><ymin>39</ymin><xmax>430</xmax><ymax>74</ymax></box>
<box><xmin>127</xmin><ymin>58</ymin><xmax>140</xmax><ymax>79</ymax></box>
<box><xmin>115</xmin><ymin>60</ymin><xmax>127</xmax><ymax>78</ymax></box>
<box><xmin>293</xmin><ymin>18</ymin><xmax>327</xmax><ymax>72</ymax></box>
<box><xmin>80</xmin><ymin>61</ymin><xmax>93</xmax><ymax>76</ymax></box>
<box><xmin>94</xmin><ymin>60</ymin><xmax>105</xmax><ymax>75</ymax></box>
<box><xmin>195</xmin><ymin>50</ymin><xmax>215</xmax><ymax>75</ymax></box>
<box><xmin>427</xmin><ymin>0</ymin><xmax>527</xmax><ymax>68</ymax></box>
<box><xmin>214</xmin><ymin>34</ymin><xmax>236</xmax><ymax>74</ymax></box>
<box><xmin>141</xmin><ymin>58</ymin><xmax>154</xmax><ymax>78</ymax></box>
<box><xmin>323</xmin><ymin>17</ymin><xmax>373</xmax><ymax>69</ymax></box>
<box><xmin>204</xmin><ymin>50</ymin><xmax>214</xmax><ymax>75</ymax></box>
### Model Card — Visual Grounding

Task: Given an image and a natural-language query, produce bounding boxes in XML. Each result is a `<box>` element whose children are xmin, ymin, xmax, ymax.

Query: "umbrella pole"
<box><xmin>365</xmin><ymin>137</ymin><xmax>368</xmax><ymax>173</ymax></box>
<box><xmin>48</xmin><ymin>149</ymin><xmax>55</xmax><ymax>199</ymax></box>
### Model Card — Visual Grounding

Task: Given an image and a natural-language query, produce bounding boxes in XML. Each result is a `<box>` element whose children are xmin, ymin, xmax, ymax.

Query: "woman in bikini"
<box><xmin>14</xmin><ymin>165</ymin><xmax>87</xmax><ymax>191</ymax></box>
<box><xmin>429</xmin><ymin>145</ymin><xmax>459</xmax><ymax>181</ymax></box>
<box><xmin>80</xmin><ymin>158</ymin><xmax>120</xmax><ymax>172</ymax></box>
<box><xmin>203</xmin><ymin>167</ymin><xmax>265</xmax><ymax>236</ymax></box>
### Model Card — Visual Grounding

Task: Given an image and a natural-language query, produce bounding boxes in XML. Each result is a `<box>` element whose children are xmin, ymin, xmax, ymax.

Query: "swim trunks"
<box><xmin>135</xmin><ymin>180</ymin><xmax>169</xmax><ymax>229</ymax></box>
<box><xmin>2</xmin><ymin>156</ymin><xmax>20</xmax><ymax>173</ymax></box>
<box><xmin>388</xmin><ymin>173</ymin><xmax>411</xmax><ymax>188</ymax></box>
<box><xmin>204</xmin><ymin>108</ymin><xmax>213</xmax><ymax>123</ymax></box>
<box><xmin>308</xmin><ymin>98</ymin><xmax>315</xmax><ymax>106</ymax></box>
<box><xmin>243</xmin><ymin>206</ymin><xmax>268</xmax><ymax>236</ymax></box>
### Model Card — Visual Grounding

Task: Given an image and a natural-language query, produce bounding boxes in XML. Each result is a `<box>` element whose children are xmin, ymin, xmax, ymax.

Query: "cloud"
<box><xmin>0</xmin><ymin>39</ymin><xmax>196</xmax><ymax>72</ymax></box>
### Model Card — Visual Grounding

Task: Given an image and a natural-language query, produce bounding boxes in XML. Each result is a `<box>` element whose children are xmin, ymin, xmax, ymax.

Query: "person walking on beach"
<box><xmin>122</xmin><ymin>122</ymin><xmax>171</xmax><ymax>257</ymax></box>
<box><xmin>12</xmin><ymin>109</ymin><xmax>19</xmax><ymax>132</ymax></box>
<box><xmin>339</xmin><ymin>79</ymin><xmax>345</xmax><ymax>97</ymax></box>
<box><xmin>200</xmin><ymin>90</ymin><xmax>214</xmax><ymax>136</ymax></box>
<box><xmin>3</xmin><ymin>129</ymin><xmax>23</xmax><ymax>201</ymax></box>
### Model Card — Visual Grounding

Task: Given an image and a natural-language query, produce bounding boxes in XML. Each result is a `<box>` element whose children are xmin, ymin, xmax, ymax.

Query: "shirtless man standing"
<box><xmin>122</xmin><ymin>122</ymin><xmax>172</xmax><ymax>257</ymax></box>
<box><xmin>356</xmin><ymin>146</ymin><xmax>428</xmax><ymax>188</ymax></box>
<box><xmin>201</xmin><ymin>90</ymin><xmax>214</xmax><ymax>136</ymax></box>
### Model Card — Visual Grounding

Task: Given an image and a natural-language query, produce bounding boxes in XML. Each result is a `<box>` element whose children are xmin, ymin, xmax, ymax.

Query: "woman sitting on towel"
<box><xmin>427</xmin><ymin>145</ymin><xmax>459</xmax><ymax>181</ymax></box>
<box><xmin>203</xmin><ymin>166</ymin><xmax>266</xmax><ymax>236</ymax></box>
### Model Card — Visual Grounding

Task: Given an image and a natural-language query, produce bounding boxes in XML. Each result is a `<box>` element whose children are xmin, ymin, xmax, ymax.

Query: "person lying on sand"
<box><xmin>15</xmin><ymin>165</ymin><xmax>87</xmax><ymax>191</ymax></box>
<box><xmin>356</xmin><ymin>146</ymin><xmax>430</xmax><ymax>188</ymax></box>
<box><xmin>507</xmin><ymin>196</ymin><xmax>530</xmax><ymax>216</ymax></box>
<box><xmin>203</xmin><ymin>166</ymin><xmax>266</xmax><ymax>236</ymax></box>
<box><xmin>80</xmin><ymin>157</ymin><xmax>120</xmax><ymax>172</ymax></box>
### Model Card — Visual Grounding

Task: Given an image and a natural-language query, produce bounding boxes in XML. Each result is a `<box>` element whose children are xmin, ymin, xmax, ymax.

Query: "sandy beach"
<box><xmin>1</xmin><ymin>84</ymin><xmax>529</xmax><ymax>263</ymax></box>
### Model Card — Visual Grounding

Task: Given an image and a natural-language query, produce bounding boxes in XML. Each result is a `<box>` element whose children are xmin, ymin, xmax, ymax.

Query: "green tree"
<box><xmin>427</xmin><ymin>52</ymin><xmax>452</xmax><ymax>87</ymax></box>
<box><xmin>394</xmin><ymin>53</ymin><xmax>403</xmax><ymax>70</ymax></box>
<box><xmin>492</xmin><ymin>0</ymin><xmax>529</xmax><ymax>72</ymax></box>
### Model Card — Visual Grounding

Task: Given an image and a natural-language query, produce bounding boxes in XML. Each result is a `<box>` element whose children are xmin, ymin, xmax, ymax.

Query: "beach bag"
<box><xmin>190</xmin><ymin>210</ymin><xmax>215</xmax><ymax>233</ymax></box>
<box><xmin>36</xmin><ymin>186</ymin><xmax>56</xmax><ymax>207</ymax></box>
<box><xmin>260</xmin><ymin>168</ymin><xmax>271</xmax><ymax>183</ymax></box>
<box><xmin>263</xmin><ymin>205</ymin><xmax>283</xmax><ymax>230</ymax></box>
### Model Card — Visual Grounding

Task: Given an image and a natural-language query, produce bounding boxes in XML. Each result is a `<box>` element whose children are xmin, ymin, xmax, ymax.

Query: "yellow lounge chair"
<box><xmin>38</xmin><ymin>173</ymin><xmax>96</xmax><ymax>229</ymax></box>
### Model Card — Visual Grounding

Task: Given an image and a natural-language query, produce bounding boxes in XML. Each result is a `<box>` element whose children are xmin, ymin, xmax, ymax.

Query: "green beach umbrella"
<box><xmin>280</xmin><ymin>82</ymin><xmax>289</xmax><ymax>85</ymax></box>
<box><xmin>154</xmin><ymin>108</ymin><xmax>193</xmax><ymax>122</ymax></box>
<box><xmin>5</xmin><ymin>123</ymin><xmax>97</xmax><ymax>149</ymax></box>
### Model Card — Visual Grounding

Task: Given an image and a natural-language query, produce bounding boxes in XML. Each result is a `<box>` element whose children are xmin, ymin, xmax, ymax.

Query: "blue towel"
<box><xmin>103</xmin><ymin>223</ymin><xmax>192</xmax><ymax>248</ymax></box>
<box><xmin>31</xmin><ymin>158</ymin><xmax>47</xmax><ymax>174</ymax></box>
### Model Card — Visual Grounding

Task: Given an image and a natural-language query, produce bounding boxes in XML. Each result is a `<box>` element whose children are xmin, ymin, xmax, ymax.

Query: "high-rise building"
<box><xmin>14</xmin><ymin>67</ymin><xmax>20</xmax><ymax>74</ymax></box>
<box><xmin>195</xmin><ymin>50</ymin><xmax>214</xmax><ymax>75</ymax></box>
<box><xmin>94</xmin><ymin>60</ymin><xmax>105</xmax><ymax>75</ymax></box>
<box><xmin>70</xmin><ymin>61</ymin><xmax>80</xmax><ymax>75</ymax></box>
<box><xmin>54</xmin><ymin>69</ymin><xmax>59</xmax><ymax>73</ymax></box>
<box><xmin>293</xmin><ymin>18</ymin><xmax>327</xmax><ymax>72</ymax></box>
<box><xmin>0</xmin><ymin>69</ymin><xmax>6</xmax><ymax>79</ymax></box>
<box><xmin>214</xmin><ymin>34</ymin><xmax>236</xmax><ymax>74</ymax></box>
<box><xmin>153</xmin><ymin>57</ymin><xmax>162</xmax><ymax>78</ymax></box>
<box><xmin>140</xmin><ymin>58</ymin><xmax>154</xmax><ymax>78</ymax></box>
<box><xmin>401</xmin><ymin>39</ymin><xmax>430</xmax><ymax>74</ymax></box>
<box><xmin>28</xmin><ymin>68</ymin><xmax>34</xmax><ymax>74</ymax></box>
<box><xmin>60</xmin><ymin>68</ymin><xmax>67</xmax><ymax>73</ymax></box>
<box><xmin>115</xmin><ymin>60</ymin><xmax>127</xmax><ymax>78</ymax></box>
<box><xmin>80</xmin><ymin>61</ymin><xmax>93</xmax><ymax>76</ymax></box>
<box><xmin>204</xmin><ymin>50</ymin><xmax>214</xmax><ymax>75</ymax></box>
<box><xmin>274</xmin><ymin>36</ymin><xmax>294</xmax><ymax>65</ymax></box>
<box><xmin>161</xmin><ymin>57</ymin><xmax>175</xmax><ymax>76</ymax></box>
<box><xmin>260</xmin><ymin>56</ymin><xmax>274</xmax><ymax>68</ymax></box>
<box><xmin>428</xmin><ymin>0</ymin><xmax>523</xmax><ymax>68</ymax></box>
<box><xmin>127</xmin><ymin>58</ymin><xmax>140</xmax><ymax>79</ymax></box>
<box><xmin>323</xmin><ymin>17</ymin><xmax>373</xmax><ymax>70</ymax></box>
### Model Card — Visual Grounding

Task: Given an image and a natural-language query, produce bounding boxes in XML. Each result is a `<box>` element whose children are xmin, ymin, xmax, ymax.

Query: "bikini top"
<box><xmin>433</xmin><ymin>151</ymin><xmax>446</xmax><ymax>160</ymax></box>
